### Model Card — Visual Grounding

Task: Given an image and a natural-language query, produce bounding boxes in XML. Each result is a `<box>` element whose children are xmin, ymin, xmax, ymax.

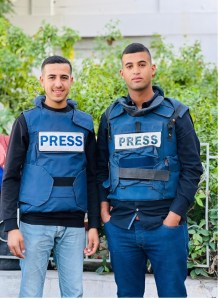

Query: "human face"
<box><xmin>120</xmin><ymin>51</ymin><xmax>156</xmax><ymax>93</ymax></box>
<box><xmin>40</xmin><ymin>63</ymin><xmax>73</xmax><ymax>109</ymax></box>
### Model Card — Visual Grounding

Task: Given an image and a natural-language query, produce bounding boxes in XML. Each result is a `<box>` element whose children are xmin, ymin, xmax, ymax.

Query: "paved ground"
<box><xmin>0</xmin><ymin>270</ymin><xmax>217</xmax><ymax>298</ymax></box>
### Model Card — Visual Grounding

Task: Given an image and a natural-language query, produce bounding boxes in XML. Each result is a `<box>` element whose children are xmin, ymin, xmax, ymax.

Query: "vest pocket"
<box><xmin>149</xmin><ymin>155</ymin><xmax>180</xmax><ymax>197</ymax></box>
<box><xmin>44</xmin><ymin>169</ymin><xmax>87</xmax><ymax>212</ymax></box>
<box><xmin>109</xmin><ymin>154</ymin><xmax>180</xmax><ymax>200</ymax></box>
<box><xmin>19</xmin><ymin>165</ymin><xmax>87</xmax><ymax>213</ymax></box>
<box><xmin>19</xmin><ymin>164</ymin><xmax>53</xmax><ymax>206</ymax></box>
<box><xmin>115</xmin><ymin>147</ymin><xmax>159</xmax><ymax>190</ymax></box>
<box><xmin>164</xmin><ymin>155</ymin><xmax>180</xmax><ymax>197</ymax></box>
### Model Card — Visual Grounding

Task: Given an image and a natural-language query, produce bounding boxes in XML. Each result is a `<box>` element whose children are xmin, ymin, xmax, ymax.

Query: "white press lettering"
<box><xmin>39</xmin><ymin>132</ymin><xmax>84</xmax><ymax>152</ymax></box>
<box><xmin>115</xmin><ymin>132</ymin><xmax>161</xmax><ymax>150</ymax></box>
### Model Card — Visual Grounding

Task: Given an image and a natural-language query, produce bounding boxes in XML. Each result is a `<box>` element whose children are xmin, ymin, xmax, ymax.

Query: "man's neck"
<box><xmin>128</xmin><ymin>89</ymin><xmax>155</xmax><ymax>109</ymax></box>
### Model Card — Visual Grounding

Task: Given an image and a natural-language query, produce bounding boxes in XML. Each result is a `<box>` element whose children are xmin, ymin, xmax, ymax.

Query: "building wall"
<box><xmin>7</xmin><ymin>0</ymin><xmax>218</xmax><ymax>64</ymax></box>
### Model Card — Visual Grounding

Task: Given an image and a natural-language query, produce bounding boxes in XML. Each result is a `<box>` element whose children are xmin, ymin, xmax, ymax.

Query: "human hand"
<box><xmin>163</xmin><ymin>211</ymin><xmax>181</xmax><ymax>227</ymax></box>
<box><xmin>7</xmin><ymin>229</ymin><xmax>25</xmax><ymax>259</ymax></box>
<box><xmin>101</xmin><ymin>212</ymin><xmax>111</xmax><ymax>223</ymax></box>
<box><xmin>101</xmin><ymin>201</ymin><xmax>111</xmax><ymax>223</ymax></box>
<box><xmin>84</xmin><ymin>228</ymin><xmax>99</xmax><ymax>256</ymax></box>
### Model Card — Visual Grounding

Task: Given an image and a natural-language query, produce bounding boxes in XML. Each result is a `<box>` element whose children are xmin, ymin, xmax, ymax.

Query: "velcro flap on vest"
<box><xmin>153</xmin><ymin>102</ymin><xmax>175</xmax><ymax>118</ymax></box>
<box><xmin>108</xmin><ymin>103</ymin><xmax>124</xmax><ymax>120</ymax></box>
<box><xmin>73</xmin><ymin>110</ymin><xmax>93</xmax><ymax>132</ymax></box>
<box><xmin>119</xmin><ymin>168</ymin><xmax>169</xmax><ymax>181</ymax></box>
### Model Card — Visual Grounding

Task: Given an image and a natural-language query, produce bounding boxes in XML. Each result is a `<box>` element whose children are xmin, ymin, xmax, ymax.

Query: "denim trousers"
<box><xmin>104</xmin><ymin>220</ymin><xmax>189</xmax><ymax>298</ymax></box>
<box><xmin>19</xmin><ymin>222</ymin><xmax>85</xmax><ymax>298</ymax></box>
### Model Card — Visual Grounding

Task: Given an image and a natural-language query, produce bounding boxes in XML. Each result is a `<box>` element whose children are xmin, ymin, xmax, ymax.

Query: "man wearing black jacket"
<box><xmin>97</xmin><ymin>43</ymin><xmax>203</xmax><ymax>298</ymax></box>
<box><xmin>1</xmin><ymin>55</ymin><xmax>100</xmax><ymax>297</ymax></box>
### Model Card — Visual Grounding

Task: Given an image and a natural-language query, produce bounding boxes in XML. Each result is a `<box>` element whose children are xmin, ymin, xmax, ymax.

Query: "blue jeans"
<box><xmin>104</xmin><ymin>221</ymin><xmax>189</xmax><ymax>298</ymax></box>
<box><xmin>19</xmin><ymin>222</ymin><xmax>85</xmax><ymax>298</ymax></box>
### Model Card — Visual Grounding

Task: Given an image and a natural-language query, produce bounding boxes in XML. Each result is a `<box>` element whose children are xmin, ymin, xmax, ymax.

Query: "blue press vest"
<box><xmin>103</xmin><ymin>96</ymin><xmax>188</xmax><ymax>201</ymax></box>
<box><xmin>19</xmin><ymin>96</ymin><xmax>93</xmax><ymax>214</ymax></box>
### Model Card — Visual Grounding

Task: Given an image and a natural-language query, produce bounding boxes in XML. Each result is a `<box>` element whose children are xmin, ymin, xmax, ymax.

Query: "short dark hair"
<box><xmin>41</xmin><ymin>55</ymin><xmax>72</xmax><ymax>74</ymax></box>
<box><xmin>122</xmin><ymin>43</ymin><xmax>152</xmax><ymax>62</ymax></box>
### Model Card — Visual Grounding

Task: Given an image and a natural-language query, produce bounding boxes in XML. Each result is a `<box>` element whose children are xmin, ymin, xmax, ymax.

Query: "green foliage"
<box><xmin>95</xmin><ymin>19</ymin><xmax>123</xmax><ymax>47</ymax></box>
<box><xmin>151</xmin><ymin>35</ymin><xmax>217</xmax><ymax>153</ymax></box>
<box><xmin>71</xmin><ymin>57</ymin><xmax>126</xmax><ymax>132</ymax></box>
<box><xmin>0</xmin><ymin>16</ymin><xmax>80</xmax><ymax>132</ymax></box>
<box><xmin>70</xmin><ymin>24</ymin><xmax>129</xmax><ymax>131</ymax></box>
<box><xmin>95</xmin><ymin>256</ymin><xmax>111</xmax><ymax>275</ymax></box>
<box><xmin>0</xmin><ymin>104</ymin><xmax>14</xmax><ymax>134</ymax></box>
<box><xmin>188</xmin><ymin>204</ymin><xmax>218</xmax><ymax>278</ymax></box>
<box><xmin>32</xmin><ymin>23</ymin><xmax>80</xmax><ymax>66</ymax></box>
<box><xmin>0</xmin><ymin>0</ymin><xmax>13</xmax><ymax>17</ymax></box>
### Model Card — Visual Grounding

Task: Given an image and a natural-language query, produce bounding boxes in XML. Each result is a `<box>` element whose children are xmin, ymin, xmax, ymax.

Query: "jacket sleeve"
<box><xmin>1</xmin><ymin>114</ymin><xmax>29</xmax><ymax>231</ymax></box>
<box><xmin>96</xmin><ymin>113</ymin><xmax>110</xmax><ymax>202</ymax></box>
<box><xmin>170</xmin><ymin>110</ymin><xmax>203</xmax><ymax>218</ymax></box>
<box><xmin>85</xmin><ymin>129</ymin><xmax>101</xmax><ymax>229</ymax></box>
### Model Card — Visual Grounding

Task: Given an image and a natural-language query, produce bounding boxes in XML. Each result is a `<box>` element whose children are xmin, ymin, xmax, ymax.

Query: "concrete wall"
<box><xmin>7</xmin><ymin>0</ymin><xmax>218</xmax><ymax>64</ymax></box>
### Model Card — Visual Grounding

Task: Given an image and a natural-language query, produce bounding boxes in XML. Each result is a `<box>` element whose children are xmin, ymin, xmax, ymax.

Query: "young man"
<box><xmin>97</xmin><ymin>43</ymin><xmax>203</xmax><ymax>298</ymax></box>
<box><xmin>1</xmin><ymin>56</ymin><xmax>100</xmax><ymax>297</ymax></box>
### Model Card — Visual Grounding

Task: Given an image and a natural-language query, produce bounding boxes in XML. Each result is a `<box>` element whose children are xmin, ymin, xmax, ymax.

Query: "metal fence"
<box><xmin>193</xmin><ymin>143</ymin><xmax>217</xmax><ymax>268</ymax></box>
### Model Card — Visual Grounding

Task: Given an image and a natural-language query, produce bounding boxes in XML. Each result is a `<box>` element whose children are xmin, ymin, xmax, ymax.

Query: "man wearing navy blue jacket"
<box><xmin>97</xmin><ymin>43</ymin><xmax>203</xmax><ymax>298</ymax></box>
<box><xmin>1</xmin><ymin>56</ymin><xmax>100</xmax><ymax>297</ymax></box>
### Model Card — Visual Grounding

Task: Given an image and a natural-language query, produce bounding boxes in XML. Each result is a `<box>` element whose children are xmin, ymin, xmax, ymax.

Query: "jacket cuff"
<box><xmin>3</xmin><ymin>218</ymin><xmax>18</xmax><ymax>232</ymax></box>
<box><xmin>87</xmin><ymin>216</ymin><xmax>101</xmax><ymax>230</ymax></box>
<box><xmin>98</xmin><ymin>184</ymin><xmax>110</xmax><ymax>202</ymax></box>
<box><xmin>170</xmin><ymin>199</ymin><xmax>190</xmax><ymax>219</ymax></box>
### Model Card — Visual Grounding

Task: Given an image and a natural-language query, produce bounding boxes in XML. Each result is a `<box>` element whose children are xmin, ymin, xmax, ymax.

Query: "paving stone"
<box><xmin>0</xmin><ymin>270</ymin><xmax>217</xmax><ymax>298</ymax></box>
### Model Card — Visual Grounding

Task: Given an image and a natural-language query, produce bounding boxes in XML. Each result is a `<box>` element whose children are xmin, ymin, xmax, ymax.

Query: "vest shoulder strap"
<box><xmin>105</xmin><ymin>99</ymin><xmax>122</xmax><ymax>139</ymax></box>
<box><xmin>166</xmin><ymin>98</ymin><xmax>188</xmax><ymax>140</ymax></box>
